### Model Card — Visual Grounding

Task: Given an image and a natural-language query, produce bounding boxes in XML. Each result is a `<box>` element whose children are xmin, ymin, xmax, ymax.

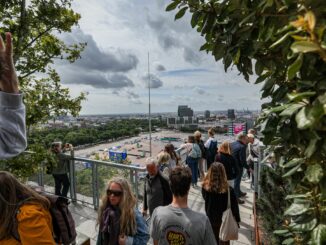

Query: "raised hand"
<box><xmin>0</xmin><ymin>32</ymin><xmax>19</xmax><ymax>94</ymax></box>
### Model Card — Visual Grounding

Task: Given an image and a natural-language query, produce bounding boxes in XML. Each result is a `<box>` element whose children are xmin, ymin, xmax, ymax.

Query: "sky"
<box><xmin>55</xmin><ymin>0</ymin><xmax>264</xmax><ymax>115</ymax></box>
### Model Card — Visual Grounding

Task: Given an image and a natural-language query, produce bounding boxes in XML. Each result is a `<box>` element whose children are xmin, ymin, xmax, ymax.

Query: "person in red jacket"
<box><xmin>0</xmin><ymin>171</ymin><xmax>55</xmax><ymax>245</ymax></box>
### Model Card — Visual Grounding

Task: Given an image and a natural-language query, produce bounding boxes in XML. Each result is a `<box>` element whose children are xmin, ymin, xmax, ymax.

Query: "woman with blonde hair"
<box><xmin>0</xmin><ymin>171</ymin><xmax>55</xmax><ymax>244</ymax></box>
<box><xmin>157</xmin><ymin>151</ymin><xmax>171</xmax><ymax>177</ymax></box>
<box><xmin>215</xmin><ymin>141</ymin><xmax>237</xmax><ymax>188</ymax></box>
<box><xmin>194</xmin><ymin>130</ymin><xmax>206</xmax><ymax>181</ymax></box>
<box><xmin>202</xmin><ymin>163</ymin><xmax>240</xmax><ymax>244</ymax></box>
<box><xmin>97</xmin><ymin>177</ymin><xmax>149</xmax><ymax>245</ymax></box>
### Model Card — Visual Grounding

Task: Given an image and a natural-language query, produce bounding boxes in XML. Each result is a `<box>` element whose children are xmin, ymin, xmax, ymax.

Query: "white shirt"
<box><xmin>0</xmin><ymin>91</ymin><xmax>27</xmax><ymax>159</ymax></box>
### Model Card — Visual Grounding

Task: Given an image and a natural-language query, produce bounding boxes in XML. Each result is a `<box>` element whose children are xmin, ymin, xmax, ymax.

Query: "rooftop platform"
<box><xmin>70</xmin><ymin>181</ymin><xmax>255</xmax><ymax>245</ymax></box>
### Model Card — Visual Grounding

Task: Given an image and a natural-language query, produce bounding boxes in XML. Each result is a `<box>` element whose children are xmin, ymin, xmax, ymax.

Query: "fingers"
<box><xmin>5</xmin><ymin>32</ymin><xmax>13</xmax><ymax>57</ymax></box>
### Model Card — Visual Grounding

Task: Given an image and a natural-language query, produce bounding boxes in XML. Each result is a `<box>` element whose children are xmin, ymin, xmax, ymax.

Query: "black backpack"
<box><xmin>13</xmin><ymin>190</ymin><xmax>77</xmax><ymax>245</ymax></box>
<box><xmin>206</xmin><ymin>140</ymin><xmax>218</xmax><ymax>167</ymax></box>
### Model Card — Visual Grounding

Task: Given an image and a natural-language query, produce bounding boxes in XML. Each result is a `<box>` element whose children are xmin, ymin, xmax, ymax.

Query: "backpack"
<box><xmin>13</xmin><ymin>190</ymin><xmax>77</xmax><ymax>245</ymax></box>
<box><xmin>189</xmin><ymin>144</ymin><xmax>201</xmax><ymax>159</ymax></box>
<box><xmin>206</xmin><ymin>140</ymin><xmax>217</xmax><ymax>164</ymax></box>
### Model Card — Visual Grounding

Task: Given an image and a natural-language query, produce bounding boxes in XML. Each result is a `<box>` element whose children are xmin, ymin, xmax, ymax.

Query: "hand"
<box><xmin>142</xmin><ymin>210</ymin><xmax>147</xmax><ymax>217</ymax></box>
<box><xmin>118</xmin><ymin>234</ymin><xmax>127</xmax><ymax>245</ymax></box>
<box><xmin>0</xmin><ymin>33</ymin><xmax>19</xmax><ymax>94</ymax></box>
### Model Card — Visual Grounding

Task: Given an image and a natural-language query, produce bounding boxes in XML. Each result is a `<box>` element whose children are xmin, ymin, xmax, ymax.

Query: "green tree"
<box><xmin>0</xmin><ymin>0</ymin><xmax>86</xmax><ymax>128</ymax></box>
<box><xmin>166</xmin><ymin>0</ymin><xmax>326</xmax><ymax>244</ymax></box>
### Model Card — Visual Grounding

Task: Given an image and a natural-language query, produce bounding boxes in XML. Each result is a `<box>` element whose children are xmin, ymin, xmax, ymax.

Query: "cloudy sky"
<box><xmin>56</xmin><ymin>0</ymin><xmax>263</xmax><ymax>115</ymax></box>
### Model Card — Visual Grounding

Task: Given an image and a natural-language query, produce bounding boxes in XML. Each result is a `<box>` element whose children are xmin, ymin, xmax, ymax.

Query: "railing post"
<box><xmin>69</xmin><ymin>150</ymin><xmax>77</xmax><ymax>203</ymax></box>
<box><xmin>38</xmin><ymin>161</ymin><xmax>44</xmax><ymax>187</ymax></box>
<box><xmin>254</xmin><ymin>159</ymin><xmax>258</xmax><ymax>193</ymax></box>
<box><xmin>129</xmin><ymin>169</ymin><xmax>134</xmax><ymax>192</ymax></box>
<box><xmin>257</xmin><ymin>146</ymin><xmax>264</xmax><ymax>198</ymax></box>
<box><xmin>92</xmin><ymin>162</ymin><xmax>99</xmax><ymax>210</ymax></box>
<box><xmin>135</xmin><ymin>170</ymin><xmax>139</xmax><ymax>208</ymax></box>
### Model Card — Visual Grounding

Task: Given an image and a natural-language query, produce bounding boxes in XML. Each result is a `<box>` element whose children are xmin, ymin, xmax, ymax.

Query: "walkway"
<box><xmin>70</xmin><ymin>181</ymin><xmax>255</xmax><ymax>245</ymax></box>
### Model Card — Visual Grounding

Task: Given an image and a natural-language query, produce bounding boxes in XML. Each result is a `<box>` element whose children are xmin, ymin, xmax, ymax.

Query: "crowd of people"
<box><xmin>0</xmin><ymin>32</ymin><xmax>263</xmax><ymax>245</ymax></box>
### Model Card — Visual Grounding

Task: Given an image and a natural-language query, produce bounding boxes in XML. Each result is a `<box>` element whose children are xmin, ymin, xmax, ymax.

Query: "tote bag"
<box><xmin>219</xmin><ymin>188</ymin><xmax>239</xmax><ymax>241</ymax></box>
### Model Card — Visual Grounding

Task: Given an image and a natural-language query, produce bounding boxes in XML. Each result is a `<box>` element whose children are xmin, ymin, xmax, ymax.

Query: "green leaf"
<box><xmin>296</xmin><ymin>107</ymin><xmax>313</xmax><ymax>129</ymax></box>
<box><xmin>283</xmin><ymin>163</ymin><xmax>302</xmax><ymax>177</ymax></box>
<box><xmin>287</xmin><ymin>54</ymin><xmax>303</xmax><ymax>80</ymax></box>
<box><xmin>285</xmin><ymin>193</ymin><xmax>310</xmax><ymax>200</ymax></box>
<box><xmin>166</xmin><ymin>1</ymin><xmax>180</xmax><ymax>11</ymax></box>
<box><xmin>274</xmin><ymin>230</ymin><xmax>289</xmax><ymax>235</ymax></box>
<box><xmin>284</xmin><ymin>202</ymin><xmax>310</xmax><ymax>216</ymax></box>
<box><xmin>255</xmin><ymin>60</ymin><xmax>264</xmax><ymax>76</ymax></box>
<box><xmin>175</xmin><ymin>7</ymin><xmax>188</xmax><ymax>20</ymax></box>
<box><xmin>291</xmin><ymin>41</ymin><xmax>320</xmax><ymax>53</ymax></box>
<box><xmin>282</xmin><ymin>238</ymin><xmax>294</xmax><ymax>245</ymax></box>
<box><xmin>312</xmin><ymin>224</ymin><xmax>326</xmax><ymax>245</ymax></box>
<box><xmin>280</xmin><ymin>103</ymin><xmax>304</xmax><ymax>116</ymax></box>
<box><xmin>291</xmin><ymin>218</ymin><xmax>317</xmax><ymax>231</ymax></box>
<box><xmin>283</xmin><ymin>158</ymin><xmax>304</xmax><ymax>168</ymax></box>
<box><xmin>191</xmin><ymin>11</ymin><xmax>201</xmax><ymax>28</ymax></box>
<box><xmin>304</xmin><ymin>139</ymin><xmax>318</xmax><ymax>158</ymax></box>
<box><xmin>233</xmin><ymin>49</ymin><xmax>241</xmax><ymax>64</ymax></box>
<box><xmin>305</xmin><ymin>164</ymin><xmax>323</xmax><ymax>184</ymax></box>
<box><xmin>288</xmin><ymin>91</ymin><xmax>316</xmax><ymax>101</ymax></box>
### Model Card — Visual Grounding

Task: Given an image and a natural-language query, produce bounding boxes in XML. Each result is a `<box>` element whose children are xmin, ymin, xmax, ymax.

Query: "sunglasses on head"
<box><xmin>107</xmin><ymin>189</ymin><xmax>123</xmax><ymax>197</ymax></box>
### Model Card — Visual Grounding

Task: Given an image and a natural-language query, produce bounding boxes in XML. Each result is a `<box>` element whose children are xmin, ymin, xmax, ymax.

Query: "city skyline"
<box><xmin>55</xmin><ymin>0</ymin><xmax>265</xmax><ymax>115</ymax></box>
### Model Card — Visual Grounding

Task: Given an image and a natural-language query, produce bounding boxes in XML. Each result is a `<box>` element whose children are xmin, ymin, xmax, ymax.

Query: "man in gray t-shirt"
<box><xmin>150</xmin><ymin>166</ymin><xmax>216</xmax><ymax>245</ymax></box>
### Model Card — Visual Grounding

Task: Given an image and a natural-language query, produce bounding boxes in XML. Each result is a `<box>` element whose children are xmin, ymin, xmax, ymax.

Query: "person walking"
<box><xmin>205</xmin><ymin>128</ymin><xmax>218</xmax><ymax>170</ymax></box>
<box><xmin>180</xmin><ymin>136</ymin><xmax>201</xmax><ymax>188</ymax></box>
<box><xmin>202</xmin><ymin>163</ymin><xmax>240</xmax><ymax>244</ymax></box>
<box><xmin>0</xmin><ymin>32</ymin><xmax>27</xmax><ymax>159</ymax></box>
<box><xmin>97</xmin><ymin>177</ymin><xmax>149</xmax><ymax>245</ymax></box>
<box><xmin>215</xmin><ymin>141</ymin><xmax>237</xmax><ymax>188</ymax></box>
<box><xmin>150</xmin><ymin>166</ymin><xmax>217</xmax><ymax>245</ymax></box>
<box><xmin>230</xmin><ymin>133</ymin><xmax>249</xmax><ymax>204</ymax></box>
<box><xmin>50</xmin><ymin>142</ymin><xmax>72</xmax><ymax>198</ymax></box>
<box><xmin>142</xmin><ymin>158</ymin><xmax>172</xmax><ymax>217</ymax></box>
<box><xmin>0</xmin><ymin>171</ymin><xmax>55</xmax><ymax>244</ymax></box>
<box><xmin>194</xmin><ymin>130</ymin><xmax>206</xmax><ymax>181</ymax></box>
<box><xmin>164</xmin><ymin>143</ymin><xmax>179</xmax><ymax>168</ymax></box>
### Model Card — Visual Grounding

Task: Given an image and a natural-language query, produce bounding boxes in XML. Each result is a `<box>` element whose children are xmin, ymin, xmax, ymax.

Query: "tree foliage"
<box><xmin>0</xmin><ymin>0</ymin><xmax>86</xmax><ymax>127</ymax></box>
<box><xmin>166</xmin><ymin>0</ymin><xmax>326</xmax><ymax>244</ymax></box>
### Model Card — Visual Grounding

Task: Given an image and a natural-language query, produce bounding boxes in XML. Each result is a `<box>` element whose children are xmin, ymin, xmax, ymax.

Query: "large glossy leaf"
<box><xmin>305</xmin><ymin>164</ymin><xmax>324</xmax><ymax>184</ymax></box>
<box><xmin>274</xmin><ymin>229</ymin><xmax>290</xmax><ymax>235</ymax></box>
<box><xmin>291</xmin><ymin>41</ymin><xmax>320</xmax><ymax>53</ymax></box>
<box><xmin>284</xmin><ymin>202</ymin><xmax>310</xmax><ymax>216</ymax></box>
<box><xmin>166</xmin><ymin>1</ymin><xmax>180</xmax><ymax>11</ymax></box>
<box><xmin>175</xmin><ymin>7</ymin><xmax>188</xmax><ymax>20</ymax></box>
<box><xmin>287</xmin><ymin>54</ymin><xmax>303</xmax><ymax>80</ymax></box>
<box><xmin>296</xmin><ymin>107</ymin><xmax>314</xmax><ymax>129</ymax></box>
<box><xmin>280</xmin><ymin>103</ymin><xmax>304</xmax><ymax>116</ymax></box>
<box><xmin>285</xmin><ymin>193</ymin><xmax>310</xmax><ymax>200</ymax></box>
<box><xmin>291</xmin><ymin>218</ymin><xmax>317</xmax><ymax>231</ymax></box>
<box><xmin>283</xmin><ymin>158</ymin><xmax>304</xmax><ymax>168</ymax></box>
<box><xmin>312</xmin><ymin>224</ymin><xmax>326</xmax><ymax>245</ymax></box>
<box><xmin>283</xmin><ymin>163</ymin><xmax>302</xmax><ymax>177</ymax></box>
<box><xmin>282</xmin><ymin>238</ymin><xmax>294</xmax><ymax>245</ymax></box>
<box><xmin>288</xmin><ymin>91</ymin><xmax>316</xmax><ymax>101</ymax></box>
<box><xmin>304</xmin><ymin>139</ymin><xmax>318</xmax><ymax>158</ymax></box>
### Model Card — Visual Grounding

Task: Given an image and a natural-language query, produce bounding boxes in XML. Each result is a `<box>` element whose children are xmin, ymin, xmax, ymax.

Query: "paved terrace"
<box><xmin>71</xmin><ymin>181</ymin><xmax>255</xmax><ymax>245</ymax></box>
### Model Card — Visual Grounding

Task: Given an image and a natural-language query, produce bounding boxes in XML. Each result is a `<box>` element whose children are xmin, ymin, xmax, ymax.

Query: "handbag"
<box><xmin>219</xmin><ymin>187</ymin><xmax>239</xmax><ymax>241</ymax></box>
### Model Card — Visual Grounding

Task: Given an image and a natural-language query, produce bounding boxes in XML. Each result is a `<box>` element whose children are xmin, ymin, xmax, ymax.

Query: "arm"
<box><xmin>160</xmin><ymin>175</ymin><xmax>172</xmax><ymax>205</ymax></box>
<box><xmin>126</xmin><ymin>209</ymin><xmax>149</xmax><ymax>245</ymax></box>
<box><xmin>0</xmin><ymin>33</ymin><xmax>26</xmax><ymax>159</ymax></box>
<box><xmin>143</xmin><ymin>180</ymin><xmax>148</xmax><ymax>213</ymax></box>
<box><xmin>204</xmin><ymin>138</ymin><xmax>211</xmax><ymax>148</ymax></box>
<box><xmin>230</xmin><ymin>188</ymin><xmax>241</xmax><ymax>223</ymax></box>
<box><xmin>17</xmin><ymin>205</ymin><xmax>56</xmax><ymax>245</ymax></box>
<box><xmin>239</xmin><ymin>145</ymin><xmax>249</xmax><ymax>169</ymax></box>
<box><xmin>204</xmin><ymin>218</ymin><xmax>218</xmax><ymax>245</ymax></box>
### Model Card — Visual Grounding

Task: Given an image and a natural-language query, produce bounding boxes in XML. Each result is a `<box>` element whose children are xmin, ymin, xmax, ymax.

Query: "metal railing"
<box><xmin>32</xmin><ymin>147</ymin><xmax>189</xmax><ymax>210</ymax></box>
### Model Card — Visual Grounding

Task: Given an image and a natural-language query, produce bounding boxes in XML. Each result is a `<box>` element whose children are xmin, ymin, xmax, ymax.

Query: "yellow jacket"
<box><xmin>0</xmin><ymin>203</ymin><xmax>55</xmax><ymax>245</ymax></box>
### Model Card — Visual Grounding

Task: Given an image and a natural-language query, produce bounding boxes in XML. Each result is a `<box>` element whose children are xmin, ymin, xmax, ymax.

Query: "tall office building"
<box><xmin>178</xmin><ymin>105</ymin><xmax>194</xmax><ymax>117</ymax></box>
<box><xmin>227</xmin><ymin>109</ymin><xmax>235</xmax><ymax>120</ymax></box>
<box><xmin>205</xmin><ymin>110</ymin><xmax>210</xmax><ymax>119</ymax></box>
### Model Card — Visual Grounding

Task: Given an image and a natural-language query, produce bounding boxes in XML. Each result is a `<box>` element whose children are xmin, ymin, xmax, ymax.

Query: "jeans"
<box><xmin>186</xmin><ymin>156</ymin><xmax>199</xmax><ymax>184</ymax></box>
<box><xmin>234</xmin><ymin>167</ymin><xmax>243</xmax><ymax>198</ymax></box>
<box><xmin>53</xmin><ymin>173</ymin><xmax>70</xmax><ymax>197</ymax></box>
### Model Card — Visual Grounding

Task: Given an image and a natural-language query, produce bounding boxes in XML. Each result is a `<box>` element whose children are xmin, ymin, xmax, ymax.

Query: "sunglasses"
<box><xmin>107</xmin><ymin>189</ymin><xmax>123</xmax><ymax>197</ymax></box>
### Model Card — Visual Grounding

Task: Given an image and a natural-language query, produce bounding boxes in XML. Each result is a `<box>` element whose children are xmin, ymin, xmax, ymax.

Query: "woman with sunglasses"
<box><xmin>97</xmin><ymin>177</ymin><xmax>149</xmax><ymax>245</ymax></box>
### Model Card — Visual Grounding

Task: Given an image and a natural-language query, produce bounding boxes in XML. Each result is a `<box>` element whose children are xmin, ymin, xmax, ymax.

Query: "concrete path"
<box><xmin>70</xmin><ymin>181</ymin><xmax>255</xmax><ymax>245</ymax></box>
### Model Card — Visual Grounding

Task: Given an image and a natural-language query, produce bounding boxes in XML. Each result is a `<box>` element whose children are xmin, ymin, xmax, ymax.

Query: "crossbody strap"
<box><xmin>227</xmin><ymin>187</ymin><xmax>231</xmax><ymax>209</ymax></box>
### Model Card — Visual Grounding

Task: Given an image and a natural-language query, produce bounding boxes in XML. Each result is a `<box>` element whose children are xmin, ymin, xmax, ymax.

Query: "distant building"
<box><xmin>167</xmin><ymin>116</ymin><xmax>198</xmax><ymax>129</ymax></box>
<box><xmin>178</xmin><ymin>105</ymin><xmax>194</xmax><ymax>117</ymax></box>
<box><xmin>227</xmin><ymin>109</ymin><xmax>235</xmax><ymax>120</ymax></box>
<box><xmin>204</xmin><ymin>110</ymin><xmax>210</xmax><ymax>119</ymax></box>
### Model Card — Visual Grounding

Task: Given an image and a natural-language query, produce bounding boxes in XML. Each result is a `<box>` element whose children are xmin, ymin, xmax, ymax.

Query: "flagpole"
<box><xmin>148</xmin><ymin>52</ymin><xmax>152</xmax><ymax>157</ymax></box>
